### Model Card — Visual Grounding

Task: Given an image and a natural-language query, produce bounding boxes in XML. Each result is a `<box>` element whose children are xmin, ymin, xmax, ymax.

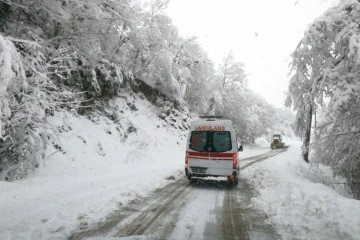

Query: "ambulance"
<box><xmin>184</xmin><ymin>116</ymin><xmax>243</xmax><ymax>185</ymax></box>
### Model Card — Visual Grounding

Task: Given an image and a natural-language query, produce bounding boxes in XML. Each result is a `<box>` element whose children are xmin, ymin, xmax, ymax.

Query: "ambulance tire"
<box><xmin>234</xmin><ymin>176</ymin><xmax>239</xmax><ymax>186</ymax></box>
<box><xmin>230</xmin><ymin>175</ymin><xmax>239</xmax><ymax>186</ymax></box>
<box><xmin>188</xmin><ymin>175</ymin><xmax>195</xmax><ymax>183</ymax></box>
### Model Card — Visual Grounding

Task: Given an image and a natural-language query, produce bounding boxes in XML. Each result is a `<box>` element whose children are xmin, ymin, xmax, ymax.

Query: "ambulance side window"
<box><xmin>190</xmin><ymin>131</ymin><xmax>207</xmax><ymax>152</ymax></box>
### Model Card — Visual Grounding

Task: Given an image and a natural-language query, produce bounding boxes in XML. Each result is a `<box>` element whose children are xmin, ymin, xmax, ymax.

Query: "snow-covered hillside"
<box><xmin>1</xmin><ymin>116</ymin><xmax>359</xmax><ymax>240</ymax></box>
<box><xmin>0</xmin><ymin>92</ymin><xmax>191</xmax><ymax>240</ymax></box>
<box><xmin>244</xmin><ymin>140</ymin><xmax>360</xmax><ymax>240</ymax></box>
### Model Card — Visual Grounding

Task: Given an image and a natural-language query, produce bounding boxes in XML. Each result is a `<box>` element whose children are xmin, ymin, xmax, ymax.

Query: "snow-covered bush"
<box><xmin>0</xmin><ymin>34</ymin><xmax>45</xmax><ymax>180</ymax></box>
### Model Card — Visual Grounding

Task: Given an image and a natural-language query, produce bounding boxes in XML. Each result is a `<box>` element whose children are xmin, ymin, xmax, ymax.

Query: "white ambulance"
<box><xmin>184</xmin><ymin>116</ymin><xmax>243</xmax><ymax>185</ymax></box>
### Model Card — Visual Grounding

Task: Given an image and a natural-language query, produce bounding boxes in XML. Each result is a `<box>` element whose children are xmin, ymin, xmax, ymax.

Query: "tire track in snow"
<box><xmin>68</xmin><ymin>179</ymin><xmax>191</xmax><ymax>240</ymax></box>
<box><xmin>222</xmin><ymin>189</ymin><xmax>250</xmax><ymax>240</ymax></box>
<box><xmin>219</xmin><ymin>148</ymin><xmax>287</xmax><ymax>240</ymax></box>
<box><xmin>114</xmin><ymin>180</ymin><xmax>190</xmax><ymax>238</ymax></box>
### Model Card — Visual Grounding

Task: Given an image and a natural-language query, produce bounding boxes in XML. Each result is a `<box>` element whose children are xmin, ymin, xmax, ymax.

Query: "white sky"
<box><xmin>166</xmin><ymin>0</ymin><xmax>339</xmax><ymax>108</ymax></box>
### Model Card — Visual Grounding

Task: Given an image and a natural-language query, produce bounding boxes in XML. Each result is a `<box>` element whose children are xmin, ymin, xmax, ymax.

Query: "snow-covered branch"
<box><xmin>288</xmin><ymin>0</ymin><xmax>360</xmax><ymax>197</ymax></box>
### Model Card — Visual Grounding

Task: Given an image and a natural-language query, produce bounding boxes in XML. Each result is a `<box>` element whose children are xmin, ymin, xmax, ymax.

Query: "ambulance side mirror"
<box><xmin>238</xmin><ymin>145</ymin><xmax>243</xmax><ymax>152</ymax></box>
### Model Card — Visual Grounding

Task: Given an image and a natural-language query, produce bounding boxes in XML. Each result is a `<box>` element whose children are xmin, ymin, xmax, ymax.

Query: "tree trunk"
<box><xmin>206</xmin><ymin>96</ymin><xmax>215</xmax><ymax>114</ymax></box>
<box><xmin>303</xmin><ymin>105</ymin><xmax>312</xmax><ymax>163</ymax></box>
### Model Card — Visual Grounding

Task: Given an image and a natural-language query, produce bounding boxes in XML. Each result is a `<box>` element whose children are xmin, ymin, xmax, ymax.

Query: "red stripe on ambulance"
<box><xmin>186</xmin><ymin>151</ymin><xmax>236</xmax><ymax>160</ymax></box>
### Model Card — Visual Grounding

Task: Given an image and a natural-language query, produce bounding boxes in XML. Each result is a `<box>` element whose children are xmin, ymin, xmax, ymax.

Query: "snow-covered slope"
<box><xmin>243</xmin><ymin>139</ymin><xmax>360</xmax><ymax>240</ymax></box>
<box><xmin>0</xmin><ymin>92</ymin><xmax>190</xmax><ymax>240</ymax></box>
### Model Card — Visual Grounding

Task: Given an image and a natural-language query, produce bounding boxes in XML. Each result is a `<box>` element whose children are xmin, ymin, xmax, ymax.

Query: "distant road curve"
<box><xmin>240</xmin><ymin>147</ymin><xmax>288</xmax><ymax>170</ymax></box>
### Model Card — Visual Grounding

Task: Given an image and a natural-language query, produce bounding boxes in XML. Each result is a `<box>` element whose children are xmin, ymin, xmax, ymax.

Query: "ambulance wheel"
<box><xmin>228</xmin><ymin>175</ymin><xmax>238</xmax><ymax>186</ymax></box>
<box><xmin>234</xmin><ymin>176</ymin><xmax>239</xmax><ymax>186</ymax></box>
<box><xmin>187</xmin><ymin>175</ymin><xmax>194</xmax><ymax>182</ymax></box>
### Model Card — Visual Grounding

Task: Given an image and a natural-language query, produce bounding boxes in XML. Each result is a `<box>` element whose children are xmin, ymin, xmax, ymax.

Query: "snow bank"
<box><xmin>0</xmin><ymin>94</ymin><xmax>189</xmax><ymax>240</ymax></box>
<box><xmin>243</xmin><ymin>140</ymin><xmax>360</xmax><ymax>240</ymax></box>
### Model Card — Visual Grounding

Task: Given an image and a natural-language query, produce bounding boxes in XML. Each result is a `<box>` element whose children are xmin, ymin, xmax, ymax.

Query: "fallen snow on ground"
<box><xmin>0</xmin><ymin>96</ymin><xmax>188</xmax><ymax>240</ymax></box>
<box><xmin>1</xmin><ymin>104</ymin><xmax>359</xmax><ymax>240</ymax></box>
<box><xmin>239</xmin><ymin>135</ymin><xmax>273</xmax><ymax>159</ymax></box>
<box><xmin>242</xmin><ymin>139</ymin><xmax>360</xmax><ymax>240</ymax></box>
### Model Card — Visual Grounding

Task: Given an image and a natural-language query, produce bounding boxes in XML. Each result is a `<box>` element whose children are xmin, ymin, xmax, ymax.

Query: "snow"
<box><xmin>0</xmin><ymin>35</ymin><xmax>16</xmax><ymax>136</ymax></box>
<box><xmin>239</xmin><ymin>136</ymin><xmax>273</xmax><ymax>159</ymax></box>
<box><xmin>169</xmin><ymin>188</ymin><xmax>224</xmax><ymax>240</ymax></box>
<box><xmin>242</xmin><ymin>139</ymin><xmax>360</xmax><ymax>240</ymax></box>
<box><xmin>0</xmin><ymin>35</ymin><xmax>14</xmax><ymax>97</ymax></box>
<box><xmin>0</xmin><ymin>99</ymin><xmax>359</xmax><ymax>240</ymax></box>
<box><xmin>0</xmin><ymin>96</ymin><xmax>188</xmax><ymax>240</ymax></box>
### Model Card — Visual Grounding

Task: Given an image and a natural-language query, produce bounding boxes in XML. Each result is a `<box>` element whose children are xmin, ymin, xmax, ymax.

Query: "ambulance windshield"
<box><xmin>190</xmin><ymin>131</ymin><xmax>232</xmax><ymax>152</ymax></box>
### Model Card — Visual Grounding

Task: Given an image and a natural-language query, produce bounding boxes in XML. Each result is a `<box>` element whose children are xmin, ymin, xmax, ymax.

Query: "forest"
<box><xmin>0</xmin><ymin>0</ymin><xmax>358</xmax><ymax>198</ymax></box>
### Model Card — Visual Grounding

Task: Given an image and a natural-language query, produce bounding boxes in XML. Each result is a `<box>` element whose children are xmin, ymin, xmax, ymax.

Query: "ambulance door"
<box><xmin>188</xmin><ymin>131</ymin><xmax>210</xmax><ymax>171</ymax></box>
<box><xmin>208</xmin><ymin>131</ymin><xmax>233</xmax><ymax>175</ymax></box>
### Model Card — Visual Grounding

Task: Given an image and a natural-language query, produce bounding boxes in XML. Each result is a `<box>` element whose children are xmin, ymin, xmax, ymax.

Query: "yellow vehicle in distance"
<box><xmin>270</xmin><ymin>134</ymin><xmax>285</xmax><ymax>149</ymax></box>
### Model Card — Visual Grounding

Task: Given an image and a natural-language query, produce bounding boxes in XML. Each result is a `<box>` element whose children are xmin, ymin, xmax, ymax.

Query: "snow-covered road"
<box><xmin>69</xmin><ymin>149</ymin><xmax>286</xmax><ymax>239</ymax></box>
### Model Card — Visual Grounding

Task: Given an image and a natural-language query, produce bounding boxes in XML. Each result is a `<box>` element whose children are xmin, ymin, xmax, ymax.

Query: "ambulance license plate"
<box><xmin>191</xmin><ymin>167</ymin><xmax>207</xmax><ymax>173</ymax></box>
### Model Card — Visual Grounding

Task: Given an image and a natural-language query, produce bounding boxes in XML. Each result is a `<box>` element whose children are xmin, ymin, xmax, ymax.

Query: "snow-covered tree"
<box><xmin>207</xmin><ymin>52</ymin><xmax>279</xmax><ymax>143</ymax></box>
<box><xmin>0</xmin><ymin>34</ymin><xmax>61</xmax><ymax>180</ymax></box>
<box><xmin>178</xmin><ymin>40</ymin><xmax>215</xmax><ymax>112</ymax></box>
<box><xmin>1</xmin><ymin>0</ymin><xmax>140</xmax><ymax>97</ymax></box>
<box><xmin>207</xmin><ymin>52</ymin><xmax>246</xmax><ymax>114</ymax></box>
<box><xmin>287</xmin><ymin>0</ymin><xmax>360</xmax><ymax>198</ymax></box>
